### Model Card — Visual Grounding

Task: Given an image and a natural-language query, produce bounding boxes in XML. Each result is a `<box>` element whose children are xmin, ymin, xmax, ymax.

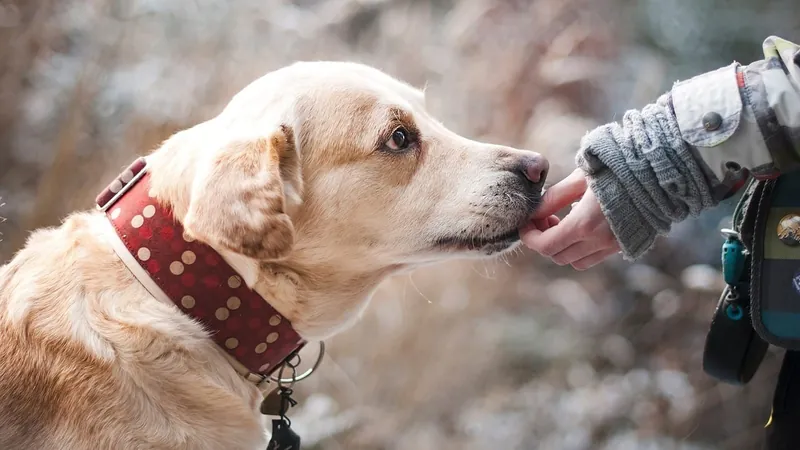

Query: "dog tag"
<box><xmin>260</xmin><ymin>387</ymin><xmax>283</xmax><ymax>416</ymax></box>
<box><xmin>267</xmin><ymin>419</ymin><xmax>301</xmax><ymax>450</ymax></box>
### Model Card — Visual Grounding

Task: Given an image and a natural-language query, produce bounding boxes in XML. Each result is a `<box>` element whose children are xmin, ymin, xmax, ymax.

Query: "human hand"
<box><xmin>521</xmin><ymin>168</ymin><xmax>620</xmax><ymax>270</ymax></box>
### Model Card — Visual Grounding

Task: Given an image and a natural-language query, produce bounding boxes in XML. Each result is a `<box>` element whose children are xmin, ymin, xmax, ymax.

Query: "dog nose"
<box><xmin>518</xmin><ymin>154</ymin><xmax>549</xmax><ymax>186</ymax></box>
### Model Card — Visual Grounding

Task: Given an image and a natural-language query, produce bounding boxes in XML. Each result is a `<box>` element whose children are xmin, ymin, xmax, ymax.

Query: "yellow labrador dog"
<box><xmin>0</xmin><ymin>62</ymin><xmax>547</xmax><ymax>450</ymax></box>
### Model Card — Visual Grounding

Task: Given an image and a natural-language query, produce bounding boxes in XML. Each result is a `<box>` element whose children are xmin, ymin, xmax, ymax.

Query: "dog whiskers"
<box><xmin>407</xmin><ymin>273</ymin><xmax>432</xmax><ymax>304</ymax></box>
<box><xmin>0</xmin><ymin>198</ymin><xmax>5</xmax><ymax>242</ymax></box>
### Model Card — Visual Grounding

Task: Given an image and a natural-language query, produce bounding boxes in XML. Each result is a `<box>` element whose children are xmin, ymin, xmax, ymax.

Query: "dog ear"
<box><xmin>183</xmin><ymin>126</ymin><xmax>302</xmax><ymax>260</ymax></box>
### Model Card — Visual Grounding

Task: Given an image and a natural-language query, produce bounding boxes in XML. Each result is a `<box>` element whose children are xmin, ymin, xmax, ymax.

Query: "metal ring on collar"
<box><xmin>270</xmin><ymin>341</ymin><xmax>326</xmax><ymax>384</ymax></box>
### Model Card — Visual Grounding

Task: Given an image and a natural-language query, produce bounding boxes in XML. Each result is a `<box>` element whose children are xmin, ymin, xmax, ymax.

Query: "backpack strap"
<box><xmin>702</xmin><ymin>178</ymin><xmax>769</xmax><ymax>384</ymax></box>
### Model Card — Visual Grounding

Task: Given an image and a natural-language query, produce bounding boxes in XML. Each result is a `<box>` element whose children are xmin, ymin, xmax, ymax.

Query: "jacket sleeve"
<box><xmin>575</xmin><ymin>36</ymin><xmax>800</xmax><ymax>260</ymax></box>
<box><xmin>672</xmin><ymin>36</ymin><xmax>800</xmax><ymax>185</ymax></box>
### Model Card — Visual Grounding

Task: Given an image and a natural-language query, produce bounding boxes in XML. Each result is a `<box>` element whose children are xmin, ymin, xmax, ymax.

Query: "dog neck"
<box><xmin>96</xmin><ymin>158</ymin><xmax>306</xmax><ymax>384</ymax></box>
<box><xmin>261</xmin><ymin>257</ymin><xmax>403</xmax><ymax>341</ymax></box>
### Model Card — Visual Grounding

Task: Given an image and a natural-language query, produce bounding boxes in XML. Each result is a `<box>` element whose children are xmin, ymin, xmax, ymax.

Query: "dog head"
<box><xmin>147</xmin><ymin>62</ymin><xmax>547</xmax><ymax>338</ymax></box>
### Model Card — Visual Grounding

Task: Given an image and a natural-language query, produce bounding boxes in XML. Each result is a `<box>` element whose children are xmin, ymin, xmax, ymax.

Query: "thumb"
<box><xmin>532</xmin><ymin>168</ymin><xmax>588</xmax><ymax>219</ymax></box>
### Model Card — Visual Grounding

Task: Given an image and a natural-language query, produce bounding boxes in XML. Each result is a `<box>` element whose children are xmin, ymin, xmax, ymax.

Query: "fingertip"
<box><xmin>571</xmin><ymin>262</ymin><xmax>589</xmax><ymax>271</ymax></box>
<box><xmin>551</xmin><ymin>257</ymin><xmax>567</xmax><ymax>266</ymax></box>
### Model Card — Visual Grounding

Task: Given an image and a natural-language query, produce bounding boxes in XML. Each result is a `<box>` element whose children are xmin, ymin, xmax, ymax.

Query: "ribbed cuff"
<box><xmin>574</xmin><ymin>92</ymin><xmax>719</xmax><ymax>261</ymax></box>
<box><xmin>584</xmin><ymin>167</ymin><xmax>658</xmax><ymax>260</ymax></box>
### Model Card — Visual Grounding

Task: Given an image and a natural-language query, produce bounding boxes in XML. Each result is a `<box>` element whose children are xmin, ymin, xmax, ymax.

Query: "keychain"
<box><xmin>263</xmin><ymin>354</ymin><xmax>303</xmax><ymax>450</ymax></box>
<box><xmin>702</xmin><ymin>228</ymin><xmax>767</xmax><ymax>384</ymax></box>
<box><xmin>721</xmin><ymin>228</ymin><xmax>747</xmax><ymax>286</ymax></box>
<box><xmin>266</xmin><ymin>386</ymin><xmax>301</xmax><ymax>450</ymax></box>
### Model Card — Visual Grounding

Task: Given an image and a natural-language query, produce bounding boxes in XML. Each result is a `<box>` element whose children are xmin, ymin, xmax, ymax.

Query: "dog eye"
<box><xmin>385</xmin><ymin>127</ymin><xmax>411</xmax><ymax>152</ymax></box>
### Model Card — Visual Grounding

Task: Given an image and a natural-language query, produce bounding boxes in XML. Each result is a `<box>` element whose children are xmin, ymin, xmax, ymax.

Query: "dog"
<box><xmin>0</xmin><ymin>61</ymin><xmax>548</xmax><ymax>449</ymax></box>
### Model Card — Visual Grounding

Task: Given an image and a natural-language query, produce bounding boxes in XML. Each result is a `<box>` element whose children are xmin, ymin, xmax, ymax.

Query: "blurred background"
<box><xmin>1</xmin><ymin>0</ymin><xmax>799</xmax><ymax>449</ymax></box>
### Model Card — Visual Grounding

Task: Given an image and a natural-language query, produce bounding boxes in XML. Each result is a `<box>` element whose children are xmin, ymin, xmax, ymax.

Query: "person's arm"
<box><xmin>523</xmin><ymin>36</ymin><xmax>800</xmax><ymax>265</ymax></box>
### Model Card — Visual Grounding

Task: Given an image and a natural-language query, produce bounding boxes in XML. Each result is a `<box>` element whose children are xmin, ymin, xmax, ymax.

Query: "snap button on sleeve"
<box><xmin>703</xmin><ymin>112</ymin><xmax>723</xmax><ymax>131</ymax></box>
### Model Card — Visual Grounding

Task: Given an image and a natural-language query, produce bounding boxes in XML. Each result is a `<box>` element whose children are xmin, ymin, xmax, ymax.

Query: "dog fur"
<box><xmin>0</xmin><ymin>62</ymin><xmax>547</xmax><ymax>449</ymax></box>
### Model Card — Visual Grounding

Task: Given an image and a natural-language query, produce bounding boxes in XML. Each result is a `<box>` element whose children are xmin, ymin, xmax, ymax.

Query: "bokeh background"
<box><xmin>1</xmin><ymin>0</ymin><xmax>799</xmax><ymax>449</ymax></box>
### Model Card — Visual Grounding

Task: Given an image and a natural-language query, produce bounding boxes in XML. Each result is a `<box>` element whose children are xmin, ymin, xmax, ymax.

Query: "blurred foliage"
<box><xmin>0</xmin><ymin>0</ymin><xmax>799</xmax><ymax>449</ymax></box>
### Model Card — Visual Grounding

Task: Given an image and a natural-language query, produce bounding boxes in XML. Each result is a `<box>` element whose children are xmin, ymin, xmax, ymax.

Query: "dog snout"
<box><xmin>515</xmin><ymin>153</ymin><xmax>549</xmax><ymax>188</ymax></box>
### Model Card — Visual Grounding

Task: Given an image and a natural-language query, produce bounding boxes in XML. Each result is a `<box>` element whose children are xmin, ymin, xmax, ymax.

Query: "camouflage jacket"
<box><xmin>674</xmin><ymin>36</ymin><xmax>800</xmax><ymax>189</ymax></box>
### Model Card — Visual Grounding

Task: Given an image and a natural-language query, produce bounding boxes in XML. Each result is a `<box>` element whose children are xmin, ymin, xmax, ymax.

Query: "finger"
<box><xmin>550</xmin><ymin>238</ymin><xmax>613</xmax><ymax>266</ymax></box>
<box><xmin>547</xmin><ymin>215</ymin><xmax>560</xmax><ymax>228</ymax></box>
<box><xmin>570</xmin><ymin>247</ymin><xmax>621</xmax><ymax>271</ymax></box>
<box><xmin>526</xmin><ymin>215</ymin><xmax>560</xmax><ymax>232</ymax></box>
<box><xmin>532</xmin><ymin>218</ymin><xmax>549</xmax><ymax>231</ymax></box>
<box><xmin>532</xmin><ymin>169</ymin><xmax>588</xmax><ymax>219</ymax></box>
<box><xmin>521</xmin><ymin>212</ymin><xmax>582</xmax><ymax>256</ymax></box>
<box><xmin>520</xmin><ymin>215</ymin><xmax>559</xmax><ymax>234</ymax></box>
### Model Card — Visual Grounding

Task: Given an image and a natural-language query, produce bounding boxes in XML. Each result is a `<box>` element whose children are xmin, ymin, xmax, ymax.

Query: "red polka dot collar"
<box><xmin>96</xmin><ymin>157</ymin><xmax>305</xmax><ymax>385</ymax></box>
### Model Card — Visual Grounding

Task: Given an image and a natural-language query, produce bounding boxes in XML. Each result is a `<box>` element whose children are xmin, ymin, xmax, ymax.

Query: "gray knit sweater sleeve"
<box><xmin>575</xmin><ymin>94</ymin><xmax>719</xmax><ymax>260</ymax></box>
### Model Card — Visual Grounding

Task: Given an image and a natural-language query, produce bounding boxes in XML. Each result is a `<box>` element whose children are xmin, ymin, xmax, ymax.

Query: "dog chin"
<box><xmin>432</xmin><ymin>229</ymin><xmax>521</xmax><ymax>255</ymax></box>
<box><xmin>478</xmin><ymin>237</ymin><xmax>522</xmax><ymax>256</ymax></box>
